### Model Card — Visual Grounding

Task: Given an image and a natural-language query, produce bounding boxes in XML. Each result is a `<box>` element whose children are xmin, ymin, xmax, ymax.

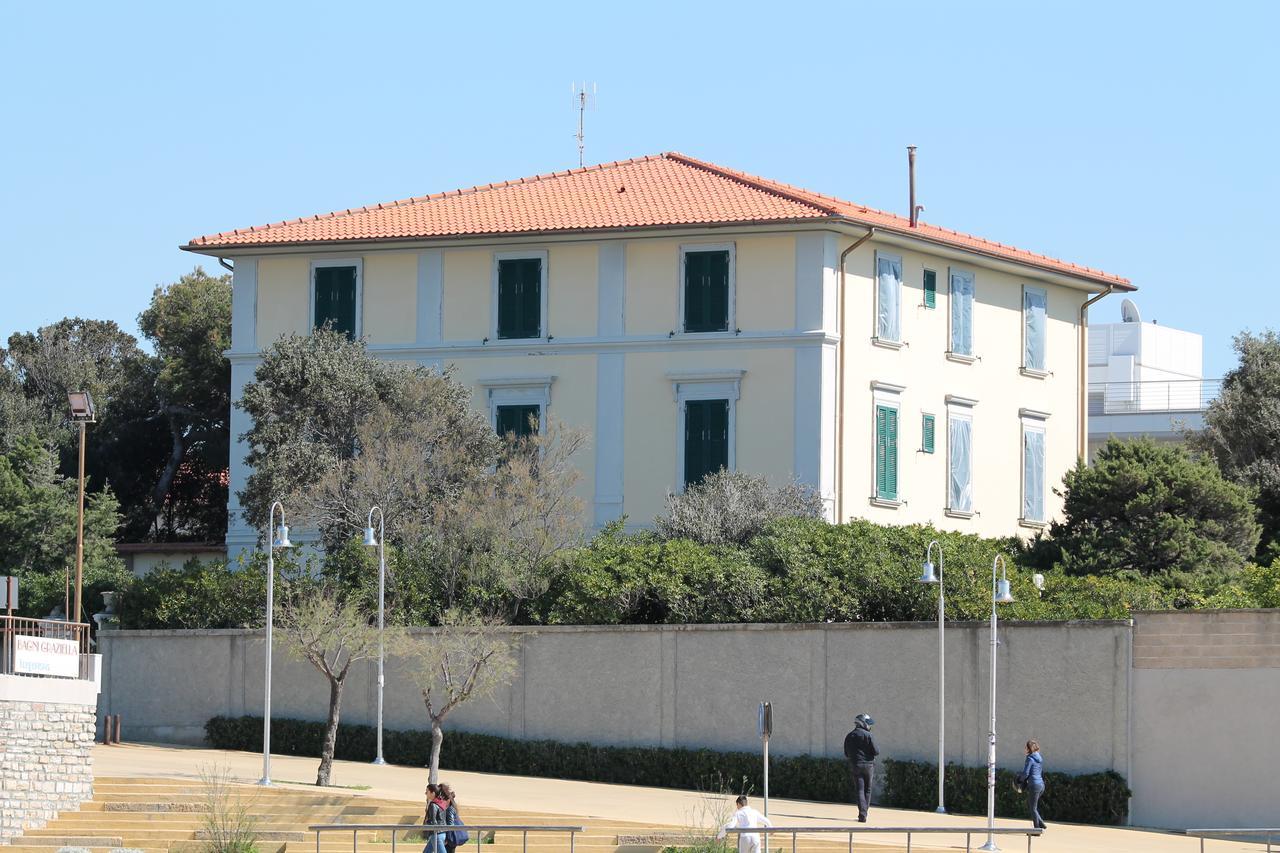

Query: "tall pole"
<box><xmin>931</xmin><ymin>541</ymin><xmax>946</xmax><ymax>814</ymax></box>
<box><xmin>370</xmin><ymin>506</ymin><xmax>387</xmax><ymax>765</ymax></box>
<box><xmin>980</xmin><ymin>554</ymin><xmax>1009</xmax><ymax>852</ymax></box>
<box><xmin>259</xmin><ymin>501</ymin><xmax>285</xmax><ymax>786</ymax></box>
<box><xmin>74</xmin><ymin>421</ymin><xmax>86</xmax><ymax>623</ymax></box>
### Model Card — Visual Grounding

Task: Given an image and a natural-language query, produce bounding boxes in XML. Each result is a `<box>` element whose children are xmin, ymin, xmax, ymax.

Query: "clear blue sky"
<box><xmin>2</xmin><ymin>1</ymin><xmax>1275</xmax><ymax>377</ymax></box>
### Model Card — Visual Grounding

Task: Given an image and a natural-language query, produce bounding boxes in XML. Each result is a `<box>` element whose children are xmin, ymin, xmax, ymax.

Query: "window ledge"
<box><xmin>869</xmin><ymin>497</ymin><xmax>902</xmax><ymax>509</ymax></box>
<box><xmin>872</xmin><ymin>337</ymin><xmax>905</xmax><ymax>351</ymax></box>
<box><xmin>679</xmin><ymin>329</ymin><xmax>734</xmax><ymax>337</ymax></box>
<box><xmin>945</xmin><ymin>352</ymin><xmax>977</xmax><ymax>365</ymax></box>
<box><xmin>1019</xmin><ymin>517</ymin><xmax>1049</xmax><ymax>530</ymax></box>
<box><xmin>945</xmin><ymin>508</ymin><xmax>976</xmax><ymax>519</ymax></box>
<box><xmin>1020</xmin><ymin>367</ymin><xmax>1050</xmax><ymax>379</ymax></box>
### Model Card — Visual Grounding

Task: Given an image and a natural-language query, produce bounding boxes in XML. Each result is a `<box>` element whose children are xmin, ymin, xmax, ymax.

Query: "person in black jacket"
<box><xmin>843</xmin><ymin>713</ymin><xmax>879</xmax><ymax>822</ymax></box>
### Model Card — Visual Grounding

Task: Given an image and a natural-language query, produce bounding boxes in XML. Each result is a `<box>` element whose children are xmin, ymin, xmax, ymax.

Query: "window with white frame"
<box><xmin>948</xmin><ymin>268</ymin><xmax>974</xmax><ymax>357</ymax></box>
<box><xmin>1023</xmin><ymin>286</ymin><xmax>1048</xmax><ymax>372</ymax></box>
<box><xmin>312</xmin><ymin>259</ymin><xmax>362</xmax><ymax>338</ymax></box>
<box><xmin>1021</xmin><ymin>412</ymin><xmax>1048</xmax><ymax>523</ymax></box>
<box><xmin>875</xmin><ymin>252</ymin><xmax>902</xmax><ymax>343</ymax></box>
<box><xmin>946</xmin><ymin>397</ymin><xmax>976</xmax><ymax>515</ymax></box>
<box><xmin>493</xmin><ymin>251</ymin><xmax>548</xmax><ymax>340</ymax></box>
<box><xmin>668</xmin><ymin>369</ymin><xmax>743</xmax><ymax>490</ymax></box>
<box><xmin>478</xmin><ymin>376</ymin><xmax>554</xmax><ymax>438</ymax></box>
<box><xmin>871</xmin><ymin>381</ymin><xmax>905</xmax><ymax>503</ymax></box>
<box><xmin>680</xmin><ymin>243</ymin><xmax>735</xmax><ymax>333</ymax></box>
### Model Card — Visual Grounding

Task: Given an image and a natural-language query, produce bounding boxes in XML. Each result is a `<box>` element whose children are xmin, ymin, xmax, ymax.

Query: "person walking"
<box><xmin>441</xmin><ymin>784</ymin><xmax>469</xmax><ymax>853</ymax></box>
<box><xmin>424</xmin><ymin>783</ymin><xmax>450</xmax><ymax>853</ymax></box>
<box><xmin>843</xmin><ymin>713</ymin><xmax>878</xmax><ymax>823</ymax></box>
<box><xmin>1020</xmin><ymin>740</ymin><xmax>1046</xmax><ymax>830</ymax></box>
<box><xmin>716</xmin><ymin>795</ymin><xmax>773</xmax><ymax>853</ymax></box>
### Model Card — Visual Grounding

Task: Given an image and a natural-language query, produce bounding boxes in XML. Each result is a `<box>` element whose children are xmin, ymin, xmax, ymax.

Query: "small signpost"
<box><xmin>758</xmin><ymin>701</ymin><xmax>773</xmax><ymax>817</ymax></box>
<box><xmin>1</xmin><ymin>576</ymin><xmax>16</xmax><ymax>613</ymax></box>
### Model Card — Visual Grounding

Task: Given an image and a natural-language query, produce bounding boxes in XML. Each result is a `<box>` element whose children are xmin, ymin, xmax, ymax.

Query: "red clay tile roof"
<box><xmin>185</xmin><ymin>152</ymin><xmax>1130</xmax><ymax>288</ymax></box>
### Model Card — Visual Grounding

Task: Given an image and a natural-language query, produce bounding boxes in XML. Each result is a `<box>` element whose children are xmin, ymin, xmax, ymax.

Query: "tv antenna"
<box><xmin>572</xmin><ymin>82</ymin><xmax>597</xmax><ymax>167</ymax></box>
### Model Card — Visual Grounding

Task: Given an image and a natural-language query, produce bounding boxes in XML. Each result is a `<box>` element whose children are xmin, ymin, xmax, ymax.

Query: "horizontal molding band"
<box><xmin>226</xmin><ymin>330</ymin><xmax>839</xmax><ymax>364</ymax></box>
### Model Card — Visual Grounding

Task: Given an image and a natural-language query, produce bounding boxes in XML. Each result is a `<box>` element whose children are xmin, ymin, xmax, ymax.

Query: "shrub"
<box><xmin>882</xmin><ymin>759</ymin><xmax>1130</xmax><ymax>825</ymax></box>
<box><xmin>656</xmin><ymin>471</ymin><xmax>824</xmax><ymax>546</ymax></box>
<box><xmin>114</xmin><ymin>553</ymin><xmax>300</xmax><ymax>630</ymax></box>
<box><xmin>205</xmin><ymin>715</ymin><xmax>1128</xmax><ymax>824</ymax></box>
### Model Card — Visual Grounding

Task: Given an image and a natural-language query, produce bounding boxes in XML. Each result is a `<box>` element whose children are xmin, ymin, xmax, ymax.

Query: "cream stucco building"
<box><xmin>183</xmin><ymin>153</ymin><xmax>1133</xmax><ymax>554</ymax></box>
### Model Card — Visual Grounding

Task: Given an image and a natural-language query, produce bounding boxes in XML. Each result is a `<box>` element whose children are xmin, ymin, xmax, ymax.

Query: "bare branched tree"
<box><xmin>396</xmin><ymin>609</ymin><xmax>518</xmax><ymax>784</ymax></box>
<box><xmin>277</xmin><ymin>583</ymin><xmax>392</xmax><ymax>785</ymax></box>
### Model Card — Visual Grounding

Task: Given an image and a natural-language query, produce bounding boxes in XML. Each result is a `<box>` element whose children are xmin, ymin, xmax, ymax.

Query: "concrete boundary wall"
<box><xmin>98</xmin><ymin>620</ymin><xmax>1131</xmax><ymax>778</ymax></box>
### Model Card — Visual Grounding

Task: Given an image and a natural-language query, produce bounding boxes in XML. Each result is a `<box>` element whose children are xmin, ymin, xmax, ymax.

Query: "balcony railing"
<box><xmin>0</xmin><ymin>615</ymin><xmax>93</xmax><ymax>680</ymax></box>
<box><xmin>1088</xmin><ymin>379</ymin><xmax>1221</xmax><ymax>416</ymax></box>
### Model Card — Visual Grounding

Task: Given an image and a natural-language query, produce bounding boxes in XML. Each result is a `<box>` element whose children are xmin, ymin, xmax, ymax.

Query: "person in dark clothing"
<box><xmin>1021</xmin><ymin>740</ymin><xmax>1046</xmax><ymax>830</ymax></box>
<box><xmin>842</xmin><ymin>713</ymin><xmax>878</xmax><ymax>822</ymax></box>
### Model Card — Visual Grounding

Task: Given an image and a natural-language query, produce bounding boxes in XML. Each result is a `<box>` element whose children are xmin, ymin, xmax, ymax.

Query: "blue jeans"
<box><xmin>1026</xmin><ymin>782</ymin><xmax>1045</xmax><ymax>829</ymax></box>
<box><xmin>424</xmin><ymin>831</ymin><xmax>447</xmax><ymax>853</ymax></box>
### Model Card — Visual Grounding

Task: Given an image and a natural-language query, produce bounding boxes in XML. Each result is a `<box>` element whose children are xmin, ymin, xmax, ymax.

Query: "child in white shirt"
<box><xmin>716</xmin><ymin>796</ymin><xmax>773</xmax><ymax>853</ymax></box>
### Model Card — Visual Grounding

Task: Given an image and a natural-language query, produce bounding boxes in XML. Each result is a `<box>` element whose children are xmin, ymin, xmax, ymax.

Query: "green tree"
<box><xmin>1192</xmin><ymin>330</ymin><xmax>1280</xmax><ymax>561</ymax></box>
<box><xmin>0</xmin><ymin>432</ymin><xmax>129</xmax><ymax>620</ymax></box>
<box><xmin>1042</xmin><ymin>438</ymin><xmax>1260</xmax><ymax>580</ymax></box>
<box><xmin>237</xmin><ymin>329</ymin><xmax>433</xmax><ymax>533</ymax></box>
<box><xmin>137</xmin><ymin>266</ymin><xmax>232</xmax><ymax>541</ymax></box>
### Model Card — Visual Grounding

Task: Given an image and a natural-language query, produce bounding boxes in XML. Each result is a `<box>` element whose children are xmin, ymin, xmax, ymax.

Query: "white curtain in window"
<box><xmin>1024</xmin><ymin>288</ymin><xmax>1047</xmax><ymax>370</ymax></box>
<box><xmin>950</xmin><ymin>271</ymin><xmax>974</xmax><ymax>355</ymax></box>
<box><xmin>948</xmin><ymin>415</ymin><xmax>973</xmax><ymax>512</ymax></box>
<box><xmin>1023</xmin><ymin>427</ymin><xmax>1046</xmax><ymax>521</ymax></box>
<box><xmin>877</xmin><ymin>255</ymin><xmax>902</xmax><ymax>341</ymax></box>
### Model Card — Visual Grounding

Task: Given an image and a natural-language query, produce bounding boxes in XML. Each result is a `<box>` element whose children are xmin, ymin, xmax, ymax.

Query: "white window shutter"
<box><xmin>877</xmin><ymin>255</ymin><xmax>901</xmax><ymax>341</ymax></box>
<box><xmin>948</xmin><ymin>416</ymin><xmax>973</xmax><ymax>512</ymax></box>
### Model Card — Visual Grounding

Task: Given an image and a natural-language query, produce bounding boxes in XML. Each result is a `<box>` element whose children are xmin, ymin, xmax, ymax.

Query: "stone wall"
<box><xmin>0</xmin><ymin>699</ymin><xmax>96</xmax><ymax>841</ymax></box>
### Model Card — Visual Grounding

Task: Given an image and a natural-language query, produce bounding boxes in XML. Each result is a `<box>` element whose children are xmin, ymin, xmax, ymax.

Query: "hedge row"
<box><xmin>205</xmin><ymin>716</ymin><xmax>1128</xmax><ymax>824</ymax></box>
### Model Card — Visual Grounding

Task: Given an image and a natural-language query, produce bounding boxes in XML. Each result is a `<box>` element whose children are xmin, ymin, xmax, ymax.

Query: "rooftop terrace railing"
<box><xmin>307</xmin><ymin>823</ymin><xmax>588</xmax><ymax>853</ymax></box>
<box><xmin>1088</xmin><ymin>379</ymin><xmax>1222</xmax><ymax>415</ymax></box>
<box><xmin>0</xmin><ymin>615</ymin><xmax>92</xmax><ymax>680</ymax></box>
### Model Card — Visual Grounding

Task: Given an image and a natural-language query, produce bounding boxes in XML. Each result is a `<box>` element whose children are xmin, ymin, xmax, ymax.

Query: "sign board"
<box><xmin>13</xmin><ymin>634</ymin><xmax>79</xmax><ymax>678</ymax></box>
<box><xmin>0</xmin><ymin>576</ymin><xmax>15</xmax><ymax>610</ymax></box>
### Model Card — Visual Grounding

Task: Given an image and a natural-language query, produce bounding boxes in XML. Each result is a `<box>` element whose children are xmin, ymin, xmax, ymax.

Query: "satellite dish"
<box><xmin>1120</xmin><ymin>298</ymin><xmax>1142</xmax><ymax>323</ymax></box>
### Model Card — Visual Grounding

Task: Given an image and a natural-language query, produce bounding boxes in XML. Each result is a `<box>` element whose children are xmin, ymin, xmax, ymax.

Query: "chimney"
<box><xmin>908</xmin><ymin>146</ymin><xmax>920</xmax><ymax>227</ymax></box>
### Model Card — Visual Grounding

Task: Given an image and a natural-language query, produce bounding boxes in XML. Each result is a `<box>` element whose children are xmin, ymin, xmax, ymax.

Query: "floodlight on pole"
<box><xmin>67</xmin><ymin>391</ymin><xmax>96</xmax><ymax>625</ymax></box>
<box><xmin>259</xmin><ymin>501</ymin><xmax>291</xmax><ymax>786</ymax></box>
<box><xmin>917</xmin><ymin>539</ymin><xmax>946</xmax><ymax>814</ymax></box>
<box><xmin>979</xmin><ymin>553</ymin><xmax>1015</xmax><ymax>852</ymax></box>
<box><xmin>364</xmin><ymin>506</ymin><xmax>387</xmax><ymax>766</ymax></box>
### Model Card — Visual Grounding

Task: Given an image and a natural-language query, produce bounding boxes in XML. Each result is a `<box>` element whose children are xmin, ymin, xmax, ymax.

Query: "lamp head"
<box><xmin>363</xmin><ymin>525</ymin><xmax>378</xmax><ymax>548</ymax></box>
<box><xmin>994</xmin><ymin>577</ymin><xmax>1015</xmax><ymax>604</ymax></box>
<box><xmin>67</xmin><ymin>391</ymin><xmax>96</xmax><ymax>423</ymax></box>
<box><xmin>918</xmin><ymin>560</ymin><xmax>939</xmax><ymax>585</ymax></box>
<box><xmin>274</xmin><ymin>524</ymin><xmax>292</xmax><ymax>549</ymax></box>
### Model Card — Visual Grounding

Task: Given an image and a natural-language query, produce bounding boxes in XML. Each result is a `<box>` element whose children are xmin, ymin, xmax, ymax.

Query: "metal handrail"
<box><xmin>307</xmin><ymin>823</ymin><xmax>587</xmax><ymax>853</ymax></box>
<box><xmin>1086</xmin><ymin>379</ymin><xmax>1221</xmax><ymax>415</ymax></box>
<box><xmin>724</xmin><ymin>824</ymin><xmax>1044</xmax><ymax>853</ymax></box>
<box><xmin>0</xmin><ymin>615</ymin><xmax>91</xmax><ymax>678</ymax></box>
<box><xmin>1186</xmin><ymin>827</ymin><xmax>1278</xmax><ymax>852</ymax></box>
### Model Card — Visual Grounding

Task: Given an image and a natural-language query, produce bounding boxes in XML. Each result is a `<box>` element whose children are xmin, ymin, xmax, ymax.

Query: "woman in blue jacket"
<box><xmin>1021</xmin><ymin>740</ymin><xmax>1046</xmax><ymax>829</ymax></box>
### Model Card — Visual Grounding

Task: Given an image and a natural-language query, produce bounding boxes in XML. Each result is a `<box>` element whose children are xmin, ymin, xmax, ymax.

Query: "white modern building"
<box><xmin>1087</xmin><ymin>299</ymin><xmax>1214</xmax><ymax>456</ymax></box>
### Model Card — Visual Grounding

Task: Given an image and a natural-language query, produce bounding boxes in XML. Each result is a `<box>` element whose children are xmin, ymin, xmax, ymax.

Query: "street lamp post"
<box><xmin>67</xmin><ymin>392</ymin><xmax>96</xmax><ymax>624</ymax></box>
<box><xmin>979</xmin><ymin>554</ymin><xmax>1016</xmax><ymax>852</ymax></box>
<box><xmin>363</xmin><ymin>507</ymin><xmax>387</xmax><ymax>766</ymax></box>
<box><xmin>259</xmin><ymin>502</ymin><xmax>292</xmax><ymax>786</ymax></box>
<box><xmin>917</xmin><ymin>540</ymin><xmax>946</xmax><ymax>814</ymax></box>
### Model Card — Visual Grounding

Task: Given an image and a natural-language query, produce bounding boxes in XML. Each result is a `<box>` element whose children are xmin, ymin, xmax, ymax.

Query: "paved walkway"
<box><xmin>93</xmin><ymin>744</ymin><xmax>1260</xmax><ymax>853</ymax></box>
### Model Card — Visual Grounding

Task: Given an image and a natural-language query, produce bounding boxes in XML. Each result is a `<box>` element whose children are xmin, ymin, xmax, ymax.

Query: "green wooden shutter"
<box><xmin>314</xmin><ymin>266</ymin><xmax>358</xmax><ymax>338</ymax></box>
<box><xmin>496</xmin><ymin>404</ymin><xmax>540</xmax><ymax>439</ymax></box>
<box><xmin>923</xmin><ymin>269</ymin><xmax>937</xmax><ymax>309</ymax></box>
<box><xmin>876</xmin><ymin>405</ymin><xmax>899</xmax><ymax>500</ymax></box>
<box><xmin>922</xmin><ymin>413</ymin><xmax>936</xmax><ymax>454</ymax></box>
<box><xmin>684</xmin><ymin>250</ymin><xmax>729</xmax><ymax>333</ymax></box>
<box><xmin>684</xmin><ymin>399</ymin><xmax>729</xmax><ymax>486</ymax></box>
<box><xmin>498</xmin><ymin>258</ymin><xmax>541</xmax><ymax>339</ymax></box>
